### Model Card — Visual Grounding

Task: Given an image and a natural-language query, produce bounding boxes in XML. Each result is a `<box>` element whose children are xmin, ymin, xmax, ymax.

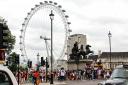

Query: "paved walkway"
<box><xmin>22</xmin><ymin>83</ymin><xmax>50</xmax><ymax>85</ymax></box>
<box><xmin>23</xmin><ymin>81</ymin><xmax>67</xmax><ymax>85</ymax></box>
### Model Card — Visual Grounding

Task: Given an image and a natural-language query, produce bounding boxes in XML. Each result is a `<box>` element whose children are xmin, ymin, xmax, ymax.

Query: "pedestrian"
<box><xmin>33</xmin><ymin>70</ymin><xmax>40</xmax><ymax>85</ymax></box>
<box><xmin>106</xmin><ymin>70</ymin><xmax>110</xmax><ymax>79</ymax></box>
<box><xmin>60</xmin><ymin>68</ymin><xmax>66</xmax><ymax>81</ymax></box>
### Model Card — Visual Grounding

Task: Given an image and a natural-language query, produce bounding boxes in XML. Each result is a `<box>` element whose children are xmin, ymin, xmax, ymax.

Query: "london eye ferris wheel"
<box><xmin>19</xmin><ymin>1</ymin><xmax>71</xmax><ymax>66</ymax></box>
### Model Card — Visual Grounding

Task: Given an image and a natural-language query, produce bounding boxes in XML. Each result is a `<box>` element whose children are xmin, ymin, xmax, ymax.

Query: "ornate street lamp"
<box><xmin>108</xmin><ymin>31</ymin><xmax>112</xmax><ymax>69</ymax></box>
<box><xmin>49</xmin><ymin>10</ymin><xmax>54</xmax><ymax>84</ymax></box>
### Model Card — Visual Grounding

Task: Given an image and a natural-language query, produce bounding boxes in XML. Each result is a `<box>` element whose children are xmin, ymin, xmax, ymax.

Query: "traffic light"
<box><xmin>15</xmin><ymin>54</ymin><xmax>19</xmax><ymax>64</ymax></box>
<box><xmin>0</xmin><ymin>23</ymin><xmax>9</xmax><ymax>49</ymax></box>
<box><xmin>41</xmin><ymin>57</ymin><xmax>45</xmax><ymax>66</ymax></box>
<box><xmin>46</xmin><ymin>61</ymin><xmax>49</xmax><ymax>68</ymax></box>
<box><xmin>27</xmin><ymin>60</ymin><xmax>32</xmax><ymax>68</ymax></box>
<box><xmin>45</xmin><ymin>57</ymin><xmax>49</xmax><ymax>68</ymax></box>
<box><xmin>27</xmin><ymin>60</ymin><xmax>30</xmax><ymax>68</ymax></box>
<box><xmin>29</xmin><ymin>61</ymin><xmax>32</xmax><ymax>68</ymax></box>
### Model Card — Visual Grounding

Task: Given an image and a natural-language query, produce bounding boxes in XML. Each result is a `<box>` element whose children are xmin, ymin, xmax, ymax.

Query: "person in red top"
<box><xmin>33</xmin><ymin>71</ymin><xmax>40</xmax><ymax>85</ymax></box>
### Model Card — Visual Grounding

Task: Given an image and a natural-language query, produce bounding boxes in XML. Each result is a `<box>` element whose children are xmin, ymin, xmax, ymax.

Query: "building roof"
<box><xmin>88</xmin><ymin>55</ymin><xmax>98</xmax><ymax>60</ymax></box>
<box><xmin>100</xmin><ymin>52</ymin><xmax>128</xmax><ymax>58</ymax></box>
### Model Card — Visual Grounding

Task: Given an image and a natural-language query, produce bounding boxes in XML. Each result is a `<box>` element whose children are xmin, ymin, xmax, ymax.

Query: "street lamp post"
<box><xmin>49</xmin><ymin>10</ymin><xmax>54</xmax><ymax>84</ymax></box>
<box><xmin>108</xmin><ymin>31</ymin><xmax>112</xmax><ymax>69</ymax></box>
<box><xmin>37</xmin><ymin>53</ymin><xmax>40</xmax><ymax>64</ymax></box>
<box><xmin>37</xmin><ymin>53</ymin><xmax>40</xmax><ymax>71</ymax></box>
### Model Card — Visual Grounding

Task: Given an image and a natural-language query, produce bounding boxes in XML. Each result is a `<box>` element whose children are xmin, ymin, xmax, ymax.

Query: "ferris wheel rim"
<box><xmin>19</xmin><ymin>1</ymin><xmax>71</xmax><ymax>64</ymax></box>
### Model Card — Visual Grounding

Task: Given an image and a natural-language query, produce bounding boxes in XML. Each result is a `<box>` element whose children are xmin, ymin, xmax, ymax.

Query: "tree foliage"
<box><xmin>6</xmin><ymin>25</ymin><xmax>16</xmax><ymax>54</ymax></box>
<box><xmin>8</xmin><ymin>52</ymin><xmax>18</xmax><ymax>72</ymax></box>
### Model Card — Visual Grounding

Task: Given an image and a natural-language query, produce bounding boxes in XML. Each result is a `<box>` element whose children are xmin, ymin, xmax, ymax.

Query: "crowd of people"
<box><xmin>15</xmin><ymin>69</ymin><xmax>47</xmax><ymax>85</ymax></box>
<box><xmin>13</xmin><ymin>65</ymin><xmax>112</xmax><ymax>85</ymax></box>
<box><xmin>64</xmin><ymin>67</ymin><xmax>111</xmax><ymax>80</ymax></box>
<box><xmin>55</xmin><ymin>66</ymin><xmax>112</xmax><ymax>81</ymax></box>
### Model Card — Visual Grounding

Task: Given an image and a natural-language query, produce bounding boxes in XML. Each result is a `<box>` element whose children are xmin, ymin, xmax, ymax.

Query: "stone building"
<box><xmin>98</xmin><ymin>52</ymin><xmax>128</xmax><ymax>69</ymax></box>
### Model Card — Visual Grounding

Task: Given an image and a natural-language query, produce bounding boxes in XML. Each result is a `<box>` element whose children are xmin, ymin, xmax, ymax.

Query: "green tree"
<box><xmin>0</xmin><ymin>17</ymin><xmax>15</xmax><ymax>54</ymax></box>
<box><xmin>5</xmin><ymin>24</ymin><xmax>16</xmax><ymax>54</ymax></box>
<box><xmin>8</xmin><ymin>52</ymin><xmax>18</xmax><ymax>73</ymax></box>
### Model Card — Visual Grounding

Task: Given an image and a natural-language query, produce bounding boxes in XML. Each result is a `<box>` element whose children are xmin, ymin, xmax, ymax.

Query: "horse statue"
<box><xmin>69</xmin><ymin>42</ymin><xmax>79</xmax><ymax>60</ymax></box>
<box><xmin>69</xmin><ymin>42</ymin><xmax>93</xmax><ymax>60</ymax></box>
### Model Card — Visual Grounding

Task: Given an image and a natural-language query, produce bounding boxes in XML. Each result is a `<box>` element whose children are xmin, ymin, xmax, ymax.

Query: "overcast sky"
<box><xmin>1</xmin><ymin>0</ymin><xmax>128</xmax><ymax>62</ymax></box>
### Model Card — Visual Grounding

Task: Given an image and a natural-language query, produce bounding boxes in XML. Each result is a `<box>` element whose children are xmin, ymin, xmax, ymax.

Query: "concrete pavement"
<box><xmin>23</xmin><ymin>79</ymin><xmax>104</xmax><ymax>85</ymax></box>
<box><xmin>23</xmin><ymin>81</ymin><xmax>67</xmax><ymax>85</ymax></box>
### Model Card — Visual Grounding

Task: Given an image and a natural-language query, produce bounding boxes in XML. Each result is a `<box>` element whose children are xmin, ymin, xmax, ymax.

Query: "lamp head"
<box><xmin>49</xmin><ymin>10</ymin><xmax>54</xmax><ymax>20</ymax></box>
<box><xmin>108</xmin><ymin>31</ymin><xmax>112</xmax><ymax>37</ymax></box>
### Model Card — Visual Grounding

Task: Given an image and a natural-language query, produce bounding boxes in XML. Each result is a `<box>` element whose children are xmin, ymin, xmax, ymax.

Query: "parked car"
<box><xmin>0</xmin><ymin>65</ymin><xmax>18</xmax><ymax>85</ymax></box>
<box><xmin>98</xmin><ymin>65</ymin><xmax>128</xmax><ymax>85</ymax></box>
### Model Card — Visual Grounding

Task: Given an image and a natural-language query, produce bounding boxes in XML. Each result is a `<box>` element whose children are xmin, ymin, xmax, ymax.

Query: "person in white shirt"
<box><xmin>60</xmin><ymin>68</ymin><xmax>66</xmax><ymax>81</ymax></box>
